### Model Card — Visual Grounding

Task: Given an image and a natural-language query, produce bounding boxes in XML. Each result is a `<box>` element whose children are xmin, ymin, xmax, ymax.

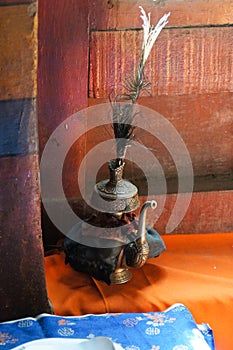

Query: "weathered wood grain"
<box><xmin>0</xmin><ymin>0</ymin><xmax>35</xmax><ymax>4</ymax></box>
<box><xmin>42</xmin><ymin>188</ymin><xmax>233</xmax><ymax>248</ymax></box>
<box><xmin>88</xmin><ymin>92</ymin><xmax>233</xmax><ymax>179</ymax></box>
<box><xmin>89</xmin><ymin>27</ymin><xmax>233</xmax><ymax>98</ymax></box>
<box><xmin>38</xmin><ymin>0</ymin><xmax>90</xmax><ymax>251</ymax></box>
<box><xmin>38</xmin><ymin>0</ymin><xmax>89</xmax><ymax>153</ymax></box>
<box><xmin>0</xmin><ymin>155</ymin><xmax>51</xmax><ymax>321</ymax></box>
<box><xmin>89</xmin><ymin>0</ymin><xmax>233</xmax><ymax>30</ymax></box>
<box><xmin>0</xmin><ymin>4</ymin><xmax>37</xmax><ymax>100</ymax></box>
<box><xmin>0</xmin><ymin>98</ymin><xmax>38</xmax><ymax>157</ymax></box>
<box><xmin>145</xmin><ymin>190</ymin><xmax>233</xmax><ymax>234</ymax></box>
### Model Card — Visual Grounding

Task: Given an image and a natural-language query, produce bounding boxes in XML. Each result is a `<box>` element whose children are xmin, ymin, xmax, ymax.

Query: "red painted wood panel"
<box><xmin>38</xmin><ymin>0</ymin><xmax>90</xmax><ymax>245</ymax></box>
<box><xmin>42</xmin><ymin>188</ymin><xmax>233</xmax><ymax>247</ymax></box>
<box><xmin>88</xmin><ymin>93</ymin><xmax>233</xmax><ymax>180</ymax></box>
<box><xmin>38</xmin><ymin>0</ymin><xmax>89</xmax><ymax>153</ymax></box>
<box><xmin>146</xmin><ymin>190</ymin><xmax>233</xmax><ymax>234</ymax></box>
<box><xmin>89</xmin><ymin>0</ymin><xmax>233</xmax><ymax>30</ymax></box>
<box><xmin>89</xmin><ymin>27</ymin><xmax>233</xmax><ymax>98</ymax></box>
<box><xmin>0</xmin><ymin>155</ymin><xmax>50</xmax><ymax>321</ymax></box>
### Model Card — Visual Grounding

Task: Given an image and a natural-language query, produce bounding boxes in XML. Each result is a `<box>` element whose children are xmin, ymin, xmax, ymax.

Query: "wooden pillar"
<box><xmin>0</xmin><ymin>0</ymin><xmax>50</xmax><ymax>321</ymax></box>
<box><xmin>37</xmin><ymin>0</ymin><xmax>89</xmax><ymax>244</ymax></box>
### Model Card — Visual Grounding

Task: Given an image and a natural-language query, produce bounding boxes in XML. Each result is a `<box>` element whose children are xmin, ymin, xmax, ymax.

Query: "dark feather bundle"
<box><xmin>110</xmin><ymin>57</ymin><xmax>150</xmax><ymax>164</ymax></box>
<box><xmin>111</xmin><ymin>102</ymin><xmax>137</xmax><ymax>162</ymax></box>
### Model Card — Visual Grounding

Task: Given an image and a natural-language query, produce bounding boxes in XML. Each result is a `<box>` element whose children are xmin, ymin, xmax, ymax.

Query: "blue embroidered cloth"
<box><xmin>0</xmin><ymin>304</ymin><xmax>215</xmax><ymax>349</ymax></box>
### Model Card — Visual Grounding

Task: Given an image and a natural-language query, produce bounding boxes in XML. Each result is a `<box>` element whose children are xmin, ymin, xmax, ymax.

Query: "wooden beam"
<box><xmin>0</xmin><ymin>4</ymin><xmax>37</xmax><ymax>100</ymax></box>
<box><xmin>88</xmin><ymin>93</ymin><xmax>233</xmax><ymax>179</ymax></box>
<box><xmin>0</xmin><ymin>1</ymin><xmax>51</xmax><ymax>320</ymax></box>
<box><xmin>0</xmin><ymin>155</ymin><xmax>50</xmax><ymax>321</ymax></box>
<box><xmin>0</xmin><ymin>98</ymin><xmax>38</xmax><ymax>157</ymax></box>
<box><xmin>89</xmin><ymin>27</ymin><xmax>233</xmax><ymax>98</ymax></box>
<box><xmin>0</xmin><ymin>1</ymin><xmax>35</xmax><ymax>5</ymax></box>
<box><xmin>38</xmin><ymin>0</ymin><xmax>89</xmax><ymax>153</ymax></box>
<box><xmin>38</xmin><ymin>1</ymin><xmax>90</xmax><ymax>245</ymax></box>
<box><xmin>146</xmin><ymin>190</ymin><xmax>233</xmax><ymax>234</ymax></box>
<box><xmin>89</xmin><ymin>0</ymin><xmax>233</xmax><ymax>30</ymax></box>
<box><xmin>42</xmin><ymin>188</ymin><xmax>233</xmax><ymax>246</ymax></box>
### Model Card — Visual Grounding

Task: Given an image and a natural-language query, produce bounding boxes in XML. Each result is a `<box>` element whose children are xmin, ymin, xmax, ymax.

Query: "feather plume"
<box><xmin>111</xmin><ymin>7</ymin><xmax>170</xmax><ymax>166</ymax></box>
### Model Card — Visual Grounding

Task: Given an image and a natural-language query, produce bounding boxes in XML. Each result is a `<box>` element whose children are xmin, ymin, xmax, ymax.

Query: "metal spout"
<box><xmin>138</xmin><ymin>200</ymin><xmax>157</xmax><ymax>244</ymax></box>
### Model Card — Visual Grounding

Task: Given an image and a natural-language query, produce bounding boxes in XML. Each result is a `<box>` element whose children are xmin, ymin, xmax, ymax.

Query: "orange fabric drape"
<box><xmin>45</xmin><ymin>233</ymin><xmax>233</xmax><ymax>350</ymax></box>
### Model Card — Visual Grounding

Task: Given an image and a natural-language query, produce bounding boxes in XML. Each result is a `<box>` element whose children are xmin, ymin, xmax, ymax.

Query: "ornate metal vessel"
<box><xmin>65</xmin><ymin>158</ymin><xmax>165</xmax><ymax>285</ymax></box>
<box><xmin>93</xmin><ymin>159</ymin><xmax>155</xmax><ymax>283</ymax></box>
<box><xmin>92</xmin><ymin>159</ymin><xmax>140</xmax><ymax>214</ymax></box>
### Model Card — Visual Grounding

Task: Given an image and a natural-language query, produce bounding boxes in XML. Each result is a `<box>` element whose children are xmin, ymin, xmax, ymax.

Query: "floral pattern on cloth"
<box><xmin>0</xmin><ymin>304</ymin><xmax>215</xmax><ymax>350</ymax></box>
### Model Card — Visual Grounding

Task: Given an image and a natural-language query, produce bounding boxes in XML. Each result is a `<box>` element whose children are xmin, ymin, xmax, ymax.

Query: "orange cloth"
<box><xmin>45</xmin><ymin>233</ymin><xmax>233</xmax><ymax>350</ymax></box>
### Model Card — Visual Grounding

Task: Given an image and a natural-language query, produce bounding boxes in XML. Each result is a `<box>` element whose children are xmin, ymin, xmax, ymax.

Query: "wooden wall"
<box><xmin>38</xmin><ymin>0</ymin><xmax>232</xmax><ymax>245</ymax></box>
<box><xmin>89</xmin><ymin>0</ymin><xmax>233</xmax><ymax>181</ymax></box>
<box><xmin>0</xmin><ymin>1</ymin><xmax>232</xmax><ymax>321</ymax></box>
<box><xmin>0</xmin><ymin>0</ymin><xmax>50</xmax><ymax>321</ymax></box>
<box><xmin>87</xmin><ymin>0</ymin><xmax>233</xmax><ymax>233</ymax></box>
